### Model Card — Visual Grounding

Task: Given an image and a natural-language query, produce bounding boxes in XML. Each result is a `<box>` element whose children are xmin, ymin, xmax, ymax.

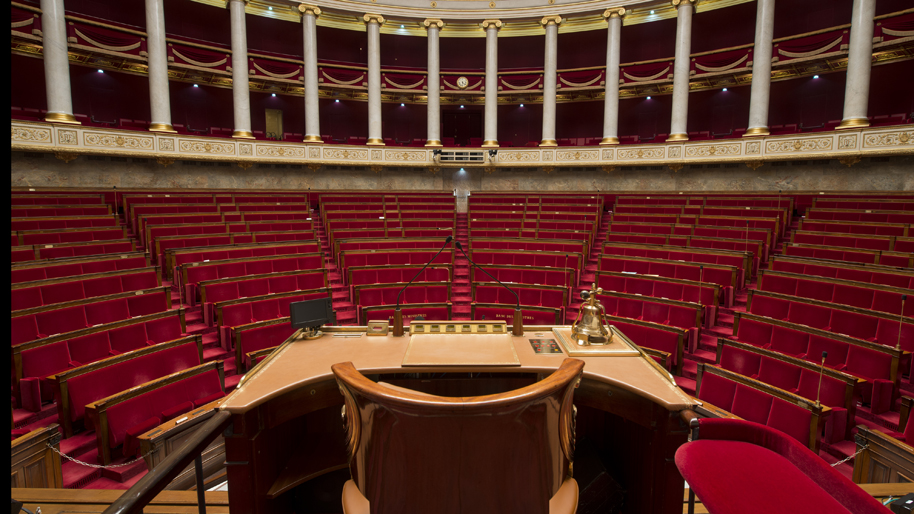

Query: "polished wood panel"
<box><xmin>11</xmin><ymin>424</ymin><xmax>63</xmax><ymax>489</ymax></box>
<box><xmin>853</xmin><ymin>426</ymin><xmax>914</xmax><ymax>484</ymax></box>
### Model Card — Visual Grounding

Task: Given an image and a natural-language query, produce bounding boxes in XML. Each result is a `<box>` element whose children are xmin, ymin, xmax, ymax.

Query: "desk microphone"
<box><xmin>815</xmin><ymin>351</ymin><xmax>827</xmax><ymax>408</ymax></box>
<box><xmin>898</xmin><ymin>294</ymin><xmax>907</xmax><ymax>350</ymax></box>
<box><xmin>455</xmin><ymin>241</ymin><xmax>523</xmax><ymax>336</ymax></box>
<box><xmin>392</xmin><ymin>235</ymin><xmax>452</xmax><ymax>337</ymax></box>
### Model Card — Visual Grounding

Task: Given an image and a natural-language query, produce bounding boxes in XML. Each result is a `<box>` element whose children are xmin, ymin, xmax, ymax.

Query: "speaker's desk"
<box><xmin>219</xmin><ymin>325</ymin><xmax>696</xmax><ymax>514</ymax></box>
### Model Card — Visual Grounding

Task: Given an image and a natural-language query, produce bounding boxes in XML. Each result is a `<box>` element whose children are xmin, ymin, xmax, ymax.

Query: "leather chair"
<box><xmin>331</xmin><ymin>358</ymin><xmax>584</xmax><ymax>514</ymax></box>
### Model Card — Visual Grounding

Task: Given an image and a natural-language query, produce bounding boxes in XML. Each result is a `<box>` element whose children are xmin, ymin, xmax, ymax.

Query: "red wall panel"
<box><xmin>498</xmin><ymin>103</ymin><xmax>543</xmax><ymax>147</ymax></box>
<box><xmin>868</xmin><ymin>61</ymin><xmax>914</xmax><ymax>118</ymax></box>
<box><xmin>163</xmin><ymin>0</ymin><xmax>230</xmax><ymax>46</ymax></box>
<box><xmin>442</xmin><ymin>36</ymin><xmax>486</xmax><ymax>70</ymax></box>
<box><xmin>619</xmin><ymin>95</ymin><xmax>674</xmax><ymax>140</ymax></box>
<box><xmin>382</xmin><ymin>102</ymin><xmax>427</xmax><ymax>142</ymax></box>
<box><xmin>686</xmin><ymin>85</ymin><xmax>752</xmax><ymax>136</ymax></box>
<box><xmin>320</xmin><ymin>99</ymin><xmax>369</xmax><ymax>140</ymax></box>
<box><xmin>556</xmin><ymin>101</ymin><xmax>603</xmax><ymax>140</ymax></box>
<box><xmin>620</xmin><ymin>17</ymin><xmax>677</xmax><ymax>64</ymax></box>
<box><xmin>773</xmin><ymin>0</ymin><xmax>853</xmax><ymax>39</ymax></box>
<box><xmin>64</xmin><ymin>0</ymin><xmax>145</xmax><ymax>29</ymax></box>
<box><xmin>380</xmin><ymin>33</ymin><xmax>428</xmax><ymax>68</ymax></box>
<box><xmin>70</xmin><ymin>66</ymin><xmax>150</xmax><ymax>124</ymax></box>
<box><xmin>250</xmin><ymin>91</ymin><xmax>305</xmax><ymax>137</ymax></box>
<box><xmin>169</xmin><ymin>82</ymin><xmax>233</xmax><ymax>131</ymax></box>
<box><xmin>691</xmin><ymin>2</ymin><xmax>756</xmax><ymax>54</ymax></box>
<box><xmin>768</xmin><ymin>72</ymin><xmax>845</xmax><ymax>129</ymax></box>
<box><xmin>498</xmin><ymin>35</ymin><xmax>544</xmax><ymax>70</ymax></box>
<box><xmin>318</xmin><ymin>26</ymin><xmax>367</xmax><ymax>64</ymax></box>
<box><xmin>246</xmin><ymin>13</ymin><xmax>301</xmax><ymax>57</ymax></box>
<box><xmin>11</xmin><ymin>54</ymin><xmax>47</xmax><ymax>112</ymax></box>
<box><xmin>558</xmin><ymin>30</ymin><xmax>607</xmax><ymax>69</ymax></box>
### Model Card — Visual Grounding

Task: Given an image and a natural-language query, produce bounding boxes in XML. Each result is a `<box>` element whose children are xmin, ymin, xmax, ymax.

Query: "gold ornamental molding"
<box><xmin>363</xmin><ymin>14</ymin><xmax>386</xmax><ymax>25</ymax></box>
<box><xmin>423</xmin><ymin>19</ymin><xmax>445</xmax><ymax>29</ymax></box>
<box><xmin>603</xmin><ymin>7</ymin><xmax>627</xmax><ymax>19</ymax></box>
<box><xmin>297</xmin><ymin>4</ymin><xmax>322</xmax><ymax>17</ymax></box>
<box><xmin>541</xmin><ymin>16</ymin><xmax>563</xmax><ymax>26</ymax></box>
<box><xmin>480</xmin><ymin>19</ymin><xmax>503</xmax><ymax>30</ymax></box>
<box><xmin>11</xmin><ymin>120</ymin><xmax>914</xmax><ymax>170</ymax></box>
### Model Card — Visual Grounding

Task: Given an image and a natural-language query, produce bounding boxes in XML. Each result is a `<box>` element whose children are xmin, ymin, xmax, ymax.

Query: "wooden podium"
<box><xmin>218</xmin><ymin>323</ymin><xmax>696</xmax><ymax>514</ymax></box>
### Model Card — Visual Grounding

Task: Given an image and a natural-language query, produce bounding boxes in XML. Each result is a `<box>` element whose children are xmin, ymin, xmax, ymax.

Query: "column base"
<box><xmin>232</xmin><ymin>130</ymin><xmax>255</xmax><ymax>139</ymax></box>
<box><xmin>149</xmin><ymin>123</ymin><xmax>177</xmax><ymax>133</ymax></box>
<box><xmin>600</xmin><ymin>137</ymin><xmax>619</xmax><ymax>146</ymax></box>
<box><xmin>539</xmin><ymin>139</ymin><xmax>558</xmax><ymax>147</ymax></box>
<box><xmin>366</xmin><ymin>138</ymin><xmax>385</xmax><ymax>146</ymax></box>
<box><xmin>44</xmin><ymin>112</ymin><xmax>80</xmax><ymax>125</ymax></box>
<box><xmin>303</xmin><ymin>135</ymin><xmax>324</xmax><ymax>143</ymax></box>
<box><xmin>425</xmin><ymin>140</ymin><xmax>443</xmax><ymax>147</ymax></box>
<box><xmin>481</xmin><ymin>140</ymin><xmax>499</xmax><ymax>148</ymax></box>
<box><xmin>666</xmin><ymin>133</ymin><xmax>689</xmax><ymax>142</ymax></box>
<box><xmin>837</xmin><ymin>118</ymin><xmax>869</xmax><ymax>129</ymax></box>
<box><xmin>742</xmin><ymin>127</ymin><xmax>769</xmax><ymax>137</ymax></box>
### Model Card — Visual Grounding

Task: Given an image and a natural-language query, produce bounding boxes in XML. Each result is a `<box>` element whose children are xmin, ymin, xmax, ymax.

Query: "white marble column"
<box><xmin>745</xmin><ymin>0</ymin><xmax>775</xmax><ymax>136</ymax></box>
<box><xmin>41</xmin><ymin>0</ymin><xmax>78</xmax><ymax>124</ymax></box>
<box><xmin>300</xmin><ymin>5</ymin><xmax>323</xmax><ymax>142</ymax></box>
<box><xmin>667</xmin><ymin>0</ymin><xmax>696</xmax><ymax>142</ymax></box>
<box><xmin>424</xmin><ymin>19</ymin><xmax>444</xmax><ymax>147</ymax></box>
<box><xmin>838</xmin><ymin>0</ymin><xmax>876</xmax><ymax>129</ymax></box>
<box><xmin>364</xmin><ymin>14</ymin><xmax>385</xmax><ymax>145</ymax></box>
<box><xmin>481</xmin><ymin>19</ymin><xmax>502</xmax><ymax>147</ymax></box>
<box><xmin>145</xmin><ymin>0</ymin><xmax>174</xmax><ymax>132</ymax></box>
<box><xmin>601</xmin><ymin>8</ymin><xmax>625</xmax><ymax>145</ymax></box>
<box><xmin>228</xmin><ymin>0</ymin><xmax>252</xmax><ymax>139</ymax></box>
<box><xmin>540</xmin><ymin>15</ymin><xmax>561</xmax><ymax>147</ymax></box>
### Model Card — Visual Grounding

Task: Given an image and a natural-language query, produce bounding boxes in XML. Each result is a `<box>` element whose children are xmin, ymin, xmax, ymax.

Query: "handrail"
<box><xmin>102</xmin><ymin>410</ymin><xmax>232</xmax><ymax>514</ymax></box>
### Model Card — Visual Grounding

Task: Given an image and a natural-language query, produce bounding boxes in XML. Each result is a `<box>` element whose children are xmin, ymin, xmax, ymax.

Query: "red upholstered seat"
<box><xmin>86</xmin><ymin>299</ymin><xmax>130</xmax><ymax>326</ymax></box>
<box><xmin>719</xmin><ymin>346</ymin><xmax>761</xmax><ymax>378</ymax></box>
<box><xmin>697</xmin><ymin>371</ymin><xmax>737</xmax><ymax>411</ymax></box>
<box><xmin>108</xmin><ymin>323</ymin><xmax>149</xmax><ymax>354</ymax></box>
<box><xmin>122</xmin><ymin>416</ymin><xmax>162</xmax><ymax>456</ymax></box>
<box><xmin>144</xmin><ymin>317</ymin><xmax>183</xmax><ymax>344</ymax></box>
<box><xmin>757</xmin><ymin>357</ymin><xmax>801</xmax><ymax>393</ymax></box>
<box><xmin>730</xmin><ymin>385</ymin><xmax>773</xmax><ymax>425</ymax></box>
<box><xmin>676</xmin><ymin>419</ymin><xmax>886</xmax><ymax>514</ymax></box>
<box><xmin>67</xmin><ymin>332</ymin><xmax>112</xmax><ymax>365</ymax></box>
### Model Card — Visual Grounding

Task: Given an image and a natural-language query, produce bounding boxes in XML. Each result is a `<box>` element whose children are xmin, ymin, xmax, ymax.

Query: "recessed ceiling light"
<box><xmin>193</xmin><ymin>84</ymin><xmax>199</xmax><ymax>88</ymax></box>
<box><xmin>268</xmin><ymin>6</ymin><xmax>272</xmax><ymax>10</ymax></box>
<box><xmin>722</xmin><ymin>88</ymin><xmax>728</xmax><ymax>92</ymax></box>
<box><xmin>813</xmin><ymin>75</ymin><xmax>819</xmax><ymax>79</ymax></box>
<box><xmin>400</xmin><ymin>24</ymin><xmax>404</xmax><ymax>28</ymax></box>
<box><xmin>400</xmin><ymin>103</ymin><xmax>405</xmax><ymax>106</ymax></box>
<box><xmin>97</xmin><ymin>69</ymin><xmax>104</xmax><ymax>73</ymax></box>
<box><xmin>646</xmin><ymin>96</ymin><xmax>651</xmax><ymax>100</ymax></box>
<box><xmin>520</xmin><ymin>104</ymin><xmax>524</xmax><ymax>107</ymax></box>
<box><xmin>335</xmin><ymin>99</ymin><xmax>340</xmax><ymax>103</ymax></box>
<box><xmin>650</xmin><ymin>10</ymin><xmax>655</xmax><ymax>14</ymax></box>
<box><xmin>271</xmin><ymin>93</ymin><xmax>276</xmax><ymax>97</ymax></box>
<box><xmin>460</xmin><ymin>105</ymin><xmax>464</xmax><ymax>108</ymax></box>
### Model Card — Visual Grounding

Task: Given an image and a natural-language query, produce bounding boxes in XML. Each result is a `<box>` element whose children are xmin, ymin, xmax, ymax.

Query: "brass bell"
<box><xmin>571</xmin><ymin>284</ymin><xmax>613</xmax><ymax>346</ymax></box>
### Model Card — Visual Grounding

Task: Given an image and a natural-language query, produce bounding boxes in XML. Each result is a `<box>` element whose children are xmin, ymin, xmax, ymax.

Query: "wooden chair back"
<box><xmin>331</xmin><ymin>358</ymin><xmax>584</xmax><ymax>514</ymax></box>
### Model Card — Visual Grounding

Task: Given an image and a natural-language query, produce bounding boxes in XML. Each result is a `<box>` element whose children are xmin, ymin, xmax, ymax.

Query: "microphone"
<box><xmin>898</xmin><ymin>294</ymin><xmax>907</xmax><ymax>350</ymax></box>
<box><xmin>455</xmin><ymin>241</ymin><xmax>523</xmax><ymax>336</ymax></box>
<box><xmin>815</xmin><ymin>351</ymin><xmax>827</xmax><ymax>408</ymax></box>
<box><xmin>392</xmin><ymin>235</ymin><xmax>452</xmax><ymax>337</ymax></box>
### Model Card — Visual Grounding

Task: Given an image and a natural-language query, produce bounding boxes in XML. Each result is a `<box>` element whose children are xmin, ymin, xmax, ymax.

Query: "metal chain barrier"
<box><xmin>47</xmin><ymin>442</ymin><xmax>156</xmax><ymax>469</ymax></box>
<box><xmin>830</xmin><ymin>444</ymin><xmax>868</xmax><ymax>467</ymax></box>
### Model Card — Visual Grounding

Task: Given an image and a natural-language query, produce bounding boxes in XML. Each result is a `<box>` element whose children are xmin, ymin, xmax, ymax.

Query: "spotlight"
<box><xmin>97</xmin><ymin>69</ymin><xmax>104</xmax><ymax>73</ymax></box>
<box><xmin>460</xmin><ymin>105</ymin><xmax>464</xmax><ymax>108</ymax></box>
<box><xmin>813</xmin><ymin>75</ymin><xmax>819</xmax><ymax>79</ymax></box>
<box><xmin>400</xmin><ymin>24</ymin><xmax>404</xmax><ymax>28</ymax></box>
<box><xmin>520</xmin><ymin>103</ymin><xmax>524</xmax><ymax>107</ymax></box>
<box><xmin>193</xmin><ymin>84</ymin><xmax>199</xmax><ymax>88</ymax></box>
<box><xmin>335</xmin><ymin>99</ymin><xmax>340</xmax><ymax>103</ymax></box>
<box><xmin>271</xmin><ymin>93</ymin><xmax>276</xmax><ymax>97</ymax></box>
<box><xmin>650</xmin><ymin>10</ymin><xmax>655</xmax><ymax>14</ymax></box>
<box><xmin>722</xmin><ymin>88</ymin><xmax>728</xmax><ymax>92</ymax></box>
<box><xmin>646</xmin><ymin>96</ymin><xmax>651</xmax><ymax>100</ymax></box>
<box><xmin>401</xmin><ymin>103</ymin><xmax>405</xmax><ymax>107</ymax></box>
<box><xmin>268</xmin><ymin>6</ymin><xmax>272</xmax><ymax>10</ymax></box>
<box><xmin>459</xmin><ymin>168</ymin><xmax>466</xmax><ymax>173</ymax></box>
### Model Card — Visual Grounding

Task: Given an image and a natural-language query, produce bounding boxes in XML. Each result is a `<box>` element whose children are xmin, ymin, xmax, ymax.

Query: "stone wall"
<box><xmin>11</xmin><ymin>152</ymin><xmax>914</xmax><ymax>196</ymax></box>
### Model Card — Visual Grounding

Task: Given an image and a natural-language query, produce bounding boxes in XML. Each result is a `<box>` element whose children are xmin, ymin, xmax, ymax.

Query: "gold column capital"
<box><xmin>480</xmin><ymin>19</ymin><xmax>503</xmax><ymax>30</ymax></box>
<box><xmin>423</xmin><ymin>18</ymin><xmax>445</xmax><ymax>29</ymax></box>
<box><xmin>224</xmin><ymin>0</ymin><xmax>249</xmax><ymax>8</ymax></box>
<box><xmin>602</xmin><ymin>7</ymin><xmax>627</xmax><ymax>19</ymax></box>
<box><xmin>297</xmin><ymin>4</ymin><xmax>321</xmax><ymax>16</ymax></box>
<box><xmin>541</xmin><ymin>15</ymin><xmax>563</xmax><ymax>26</ymax></box>
<box><xmin>671</xmin><ymin>0</ymin><xmax>698</xmax><ymax>7</ymax></box>
<box><xmin>363</xmin><ymin>13</ymin><xmax>385</xmax><ymax>25</ymax></box>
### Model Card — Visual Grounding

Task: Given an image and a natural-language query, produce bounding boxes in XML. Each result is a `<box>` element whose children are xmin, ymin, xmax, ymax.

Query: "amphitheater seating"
<box><xmin>198</xmin><ymin>269</ymin><xmax>327</xmax><ymax>324</ymax></box>
<box><xmin>798</xmin><ymin>219</ymin><xmax>909</xmax><ymax>237</ymax></box>
<box><xmin>469</xmin><ymin>265</ymin><xmax>574</xmax><ymax>289</ymax></box>
<box><xmin>181</xmin><ymin>253</ymin><xmax>323</xmax><ymax>303</ymax></box>
<box><xmin>11</xmin><ymin>254</ymin><xmax>149</xmax><ymax>284</ymax></box>
<box><xmin>715</xmin><ymin>338</ymin><xmax>858</xmax><ymax>442</ymax></box>
<box><xmin>12</xmin><ymin>287</ymin><xmax>171</xmax><ymax>345</ymax></box>
<box><xmin>170</xmin><ymin>242</ymin><xmax>320</xmax><ymax>280</ymax></box>
<box><xmin>232</xmin><ymin>317</ymin><xmax>301</xmax><ymax>372</ymax></box>
<box><xmin>604</xmin><ymin>314</ymin><xmax>687</xmax><ymax>375</ymax></box>
<box><xmin>11</xmin><ymin>215</ymin><xmax>120</xmax><ymax>231</ymax></box>
<box><xmin>16</xmin><ymin>227</ymin><xmax>127</xmax><ymax>246</ymax></box>
<box><xmin>470</xmin><ymin>304</ymin><xmax>562</xmax><ymax>325</ymax></box>
<box><xmin>599</xmin><ymin>256</ymin><xmax>737</xmax><ymax>306</ymax></box>
<box><xmin>596</xmin><ymin>271</ymin><xmax>719</xmax><ymax>326</ymax></box>
<box><xmin>88</xmin><ymin>362</ymin><xmax>224</xmax><ymax>464</ymax></box>
<box><xmin>695</xmin><ymin>364</ymin><xmax>828</xmax><ymax>451</ymax></box>
<box><xmin>790</xmin><ymin>231</ymin><xmax>896</xmax><ymax>252</ymax></box>
<box><xmin>731</xmin><ymin>312</ymin><xmax>901</xmax><ymax>415</ymax></box>
<box><xmin>50</xmin><ymin>338</ymin><xmax>203</xmax><ymax>437</ymax></box>
<box><xmin>768</xmin><ymin>255</ymin><xmax>914</xmax><ymax>289</ymax></box>
<box><xmin>469</xmin><ymin>250</ymin><xmax>583</xmax><ymax>282</ymax></box>
<box><xmin>757</xmin><ymin>270</ymin><xmax>913</xmax><ymax>317</ymax></box>
<box><xmin>347</xmin><ymin>266</ymin><xmax>451</xmax><ymax>293</ymax></box>
<box><xmin>746</xmin><ymin>290</ymin><xmax>914</xmax><ymax>354</ymax></box>
<box><xmin>217</xmin><ymin>289</ymin><xmax>331</xmax><ymax>349</ymax></box>
<box><xmin>12</xmin><ymin>267</ymin><xmax>161</xmax><ymax>311</ymax></box>
<box><xmin>597</xmin><ymin>291</ymin><xmax>702</xmax><ymax>352</ymax></box>
<box><xmin>361</xmin><ymin>304</ymin><xmax>452</xmax><ymax>325</ymax></box>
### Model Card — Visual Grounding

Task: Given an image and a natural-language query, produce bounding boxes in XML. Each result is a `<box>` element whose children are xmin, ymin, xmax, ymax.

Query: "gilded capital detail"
<box><xmin>480</xmin><ymin>19</ymin><xmax>503</xmax><ymax>29</ymax></box>
<box><xmin>423</xmin><ymin>18</ymin><xmax>445</xmax><ymax>29</ymax></box>
<box><xmin>541</xmin><ymin>15</ymin><xmax>562</xmax><ymax>26</ymax></box>
<box><xmin>602</xmin><ymin>7</ymin><xmax>626</xmax><ymax>19</ymax></box>
<box><xmin>298</xmin><ymin>4</ymin><xmax>321</xmax><ymax>16</ymax></box>
<box><xmin>671</xmin><ymin>0</ymin><xmax>698</xmax><ymax>7</ymax></box>
<box><xmin>363</xmin><ymin>13</ymin><xmax>385</xmax><ymax>25</ymax></box>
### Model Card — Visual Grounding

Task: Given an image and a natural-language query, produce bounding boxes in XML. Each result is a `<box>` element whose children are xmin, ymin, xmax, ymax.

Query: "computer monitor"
<box><xmin>290</xmin><ymin>297</ymin><xmax>335</xmax><ymax>330</ymax></box>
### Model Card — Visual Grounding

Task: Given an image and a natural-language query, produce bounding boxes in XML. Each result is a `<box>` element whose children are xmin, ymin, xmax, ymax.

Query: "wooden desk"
<box><xmin>219</xmin><ymin>325</ymin><xmax>696</xmax><ymax>514</ymax></box>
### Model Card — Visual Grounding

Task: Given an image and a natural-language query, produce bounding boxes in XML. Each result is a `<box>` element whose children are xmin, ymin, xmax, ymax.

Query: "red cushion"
<box><xmin>731</xmin><ymin>384</ymin><xmax>773</xmax><ymax>425</ymax></box>
<box><xmin>766</xmin><ymin>398</ymin><xmax>812</xmax><ymax>445</ymax></box>
<box><xmin>697</xmin><ymin>372</ymin><xmax>737</xmax><ymax>411</ymax></box>
<box><xmin>122</xmin><ymin>416</ymin><xmax>162</xmax><ymax>455</ymax></box>
<box><xmin>161</xmin><ymin>401</ymin><xmax>194</xmax><ymax>422</ymax></box>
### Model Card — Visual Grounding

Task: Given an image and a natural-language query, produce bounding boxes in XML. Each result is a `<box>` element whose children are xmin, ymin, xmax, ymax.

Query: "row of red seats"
<box><xmin>339</xmin><ymin>250</ymin><xmax>453</xmax><ymax>283</ymax></box>
<box><xmin>602</xmin><ymin>245</ymin><xmax>748</xmax><ymax>287</ymax></box>
<box><xmin>129</xmin><ymin>204</ymin><xmax>310</xmax><ymax>233</ymax></box>
<box><xmin>157</xmin><ymin>232</ymin><xmax>316</xmax><ymax>266</ymax></box>
<box><xmin>769</xmin><ymin>256</ymin><xmax>914</xmax><ymax>289</ymax></box>
<box><xmin>327</xmin><ymin>219</ymin><xmax>453</xmax><ymax>232</ymax></box>
<box><xmin>469</xmin><ymin>239</ymin><xmax>586</xmax><ymax>255</ymax></box>
<box><xmin>233</xmin><ymin>319</ymin><xmax>303</xmax><ymax>372</ymax></box>
<box><xmin>596</xmin><ymin>271</ymin><xmax>719</xmax><ymax>325</ymax></box>
<box><xmin>12</xmin><ymin>240</ymin><xmax>135</xmax><ymax>263</ymax></box>
<box><xmin>329</xmin><ymin>228</ymin><xmax>454</xmax><ymax>251</ymax></box>
<box><xmin>598</xmin><ymin>292</ymin><xmax>702</xmax><ymax>352</ymax></box>
<box><xmin>12</xmin><ymin>268</ymin><xmax>160</xmax><ymax>311</ymax></box>
<box><xmin>107</xmin><ymin>365</ymin><xmax>224</xmax><ymax>460</ymax></box>
<box><xmin>12</xmin><ymin>288</ymin><xmax>170</xmax><ymax>346</ymax></box>
<box><xmin>217</xmin><ymin>290</ymin><xmax>330</xmax><ymax>349</ymax></box>
<box><xmin>748</xmin><ymin>291</ymin><xmax>912</xmax><ymax>352</ymax></box>
<box><xmin>11</xmin><ymin>254</ymin><xmax>148</xmax><ymax>284</ymax></box>
<box><xmin>347</xmin><ymin>266</ymin><xmax>450</xmax><ymax>298</ymax></box>
<box><xmin>11</xmin><ymin>216</ymin><xmax>119</xmax><ymax>231</ymax></box>
<box><xmin>361</xmin><ymin>304</ymin><xmax>452</xmax><ymax>326</ymax></box>
<box><xmin>469</xmin><ymin>250</ymin><xmax>583</xmax><ymax>283</ymax></box>
<box><xmin>599</xmin><ymin>256</ymin><xmax>737</xmax><ymax>306</ymax></box>
<box><xmin>14</xmin><ymin>227</ymin><xmax>126</xmax><ymax>246</ymax></box>
<box><xmin>813</xmin><ymin>200</ymin><xmax>914</xmax><ymax>211</ymax></box>
<box><xmin>182</xmin><ymin>254</ymin><xmax>323</xmax><ymax>303</ymax></box>
<box><xmin>781</xmin><ymin>244</ymin><xmax>913</xmax><ymax>268</ymax></box>
<box><xmin>806</xmin><ymin>208</ymin><xmax>914</xmax><ymax>224</ymax></box>
<box><xmin>468</xmin><ymin>266</ymin><xmax>574</xmax><ymax>289</ymax></box>
<box><xmin>604</xmin><ymin>233</ymin><xmax>763</xmax><ymax>271</ymax></box>
<box><xmin>717</xmin><ymin>339</ymin><xmax>855</xmax><ymax>442</ymax></box>
<box><xmin>145</xmin><ymin>220</ymin><xmax>312</xmax><ymax>247</ymax></box>
<box><xmin>696</xmin><ymin>366</ymin><xmax>818</xmax><ymax>450</ymax></box>
<box><xmin>608</xmin><ymin>315</ymin><xmax>687</xmax><ymax>375</ymax></box>
<box><xmin>468</xmin><ymin>220</ymin><xmax>595</xmax><ymax>233</ymax></box>
<box><xmin>11</xmin><ymin>206</ymin><xmax>111</xmax><ymax>217</ymax></box>
<box><xmin>798</xmin><ymin>219</ymin><xmax>909</xmax><ymax>237</ymax></box>
<box><xmin>757</xmin><ymin>270</ymin><xmax>913</xmax><ymax>317</ymax></box>
<box><xmin>469</xmin><ymin>304</ymin><xmax>562</xmax><ymax>326</ymax></box>
<box><xmin>468</xmin><ymin>210</ymin><xmax>599</xmax><ymax>223</ymax></box>
<box><xmin>11</xmin><ymin>195</ymin><xmax>105</xmax><ymax>205</ymax></box>
<box><xmin>791</xmin><ymin>231</ymin><xmax>897</xmax><ymax>252</ymax></box>
<box><xmin>609</xmin><ymin>222</ymin><xmax>773</xmax><ymax>249</ymax></box>
<box><xmin>171</xmin><ymin>242</ymin><xmax>320</xmax><ymax>279</ymax></box>
<box><xmin>323</xmin><ymin>210</ymin><xmax>456</xmax><ymax>222</ymax></box>
<box><xmin>201</xmin><ymin>270</ymin><xmax>327</xmax><ymax>325</ymax></box>
<box><xmin>732</xmin><ymin>313</ymin><xmax>898</xmax><ymax>415</ymax></box>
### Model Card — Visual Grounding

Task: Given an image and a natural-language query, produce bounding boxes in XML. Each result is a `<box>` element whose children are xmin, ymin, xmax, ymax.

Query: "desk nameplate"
<box><xmin>402</xmin><ymin>321</ymin><xmax>520</xmax><ymax>367</ymax></box>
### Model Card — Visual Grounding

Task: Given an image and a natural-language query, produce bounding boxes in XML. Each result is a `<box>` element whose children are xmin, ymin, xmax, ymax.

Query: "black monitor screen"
<box><xmin>290</xmin><ymin>297</ymin><xmax>335</xmax><ymax>329</ymax></box>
